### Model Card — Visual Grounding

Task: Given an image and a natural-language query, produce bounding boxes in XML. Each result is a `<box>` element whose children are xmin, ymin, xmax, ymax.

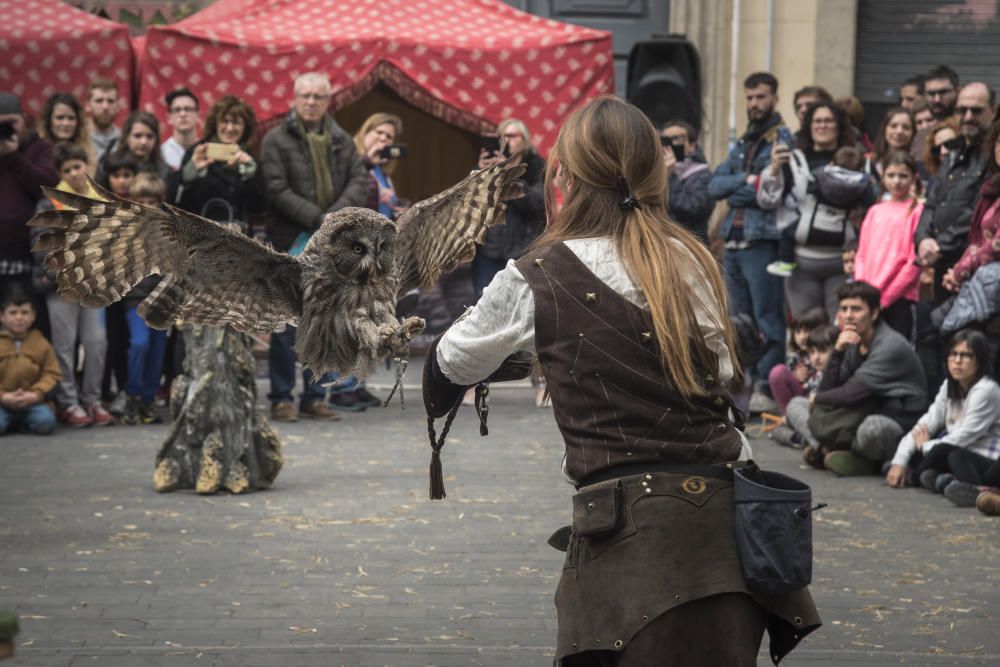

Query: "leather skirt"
<box><xmin>552</xmin><ymin>471</ymin><xmax>821</xmax><ymax>665</ymax></box>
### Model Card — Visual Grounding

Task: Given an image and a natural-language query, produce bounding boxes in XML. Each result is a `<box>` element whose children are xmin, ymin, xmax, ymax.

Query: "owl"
<box><xmin>30</xmin><ymin>158</ymin><xmax>526</xmax><ymax>378</ymax></box>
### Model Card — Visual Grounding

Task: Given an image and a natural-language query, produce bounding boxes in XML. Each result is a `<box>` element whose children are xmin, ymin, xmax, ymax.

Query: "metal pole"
<box><xmin>728</xmin><ymin>0</ymin><xmax>741</xmax><ymax>148</ymax></box>
<box><xmin>765</xmin><ymin>0</ymin><xmax>774</xmax><ymax>71</ymax></box>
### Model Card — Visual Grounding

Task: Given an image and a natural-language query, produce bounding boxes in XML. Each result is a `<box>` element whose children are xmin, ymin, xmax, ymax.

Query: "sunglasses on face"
<box><xmin>957</xmin><ymin>105</ymin><xmax>986</xmax><ymax>116</ymax></box>
<box><xmin>931</xmin><ymin>137</ymin><xmax>964</xmax><ymax>157</ymax></box>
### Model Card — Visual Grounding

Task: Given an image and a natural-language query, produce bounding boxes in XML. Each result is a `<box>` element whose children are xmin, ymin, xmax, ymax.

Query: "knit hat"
<box><xmin>0</xmin><ymin>92</ymin><xmax>21</xmax><ymax>116</ymax></box>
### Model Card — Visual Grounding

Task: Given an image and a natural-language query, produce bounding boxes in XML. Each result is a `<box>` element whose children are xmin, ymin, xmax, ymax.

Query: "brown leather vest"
<box><xmin>515</xmin><ymin>242</ymin><xmax>742</xmax><ymax>482</ymax></box>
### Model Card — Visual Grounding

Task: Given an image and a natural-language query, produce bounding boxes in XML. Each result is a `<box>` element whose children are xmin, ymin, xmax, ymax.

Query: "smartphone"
<box><xmin>671</xmin><ymin>144</ymin><xmax>685</xmax><ymax>161</ymax></box>
<box><xmin>502</xmin><ymin>143</ymin><xmax>512</xmax><ymax>158</ymax></box>
<box><xmin>0</xmin><ymin>121</ymin><xmax>15</xmax><ymax>142</ymax></box>
<box><xmin>377</xmin><ymin>144</ymin><xmax>408</xmax><ymax>160</ymax></box>
<box><xmin>205</xmin><ymin>142</ymin><xmax>238</xmax><ymax>162</ymax></box>
<box><xmin>480</xmin><ymin>135</ymin><xmax>501</xmax><ymax>155</ymax></box>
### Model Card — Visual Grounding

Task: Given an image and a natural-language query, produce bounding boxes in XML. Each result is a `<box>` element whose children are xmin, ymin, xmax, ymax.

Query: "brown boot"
<box><xmin>300</xmin><ymin>401</ymin><xmax>341</xmax><ymax>421</ymax></box>
<box><xmin>976</xmin><ymin>490</ymin><xmax>1000</xmax><ymax>516</ymax></box>
<box><xmin>270</xmin><ymin>401</ymin><xmax>299</xmax><ymax>422</ymax></box>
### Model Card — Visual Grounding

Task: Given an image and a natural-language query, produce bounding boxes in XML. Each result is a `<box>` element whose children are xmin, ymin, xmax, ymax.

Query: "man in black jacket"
<box><xmin>661</xmin><ymin>120</ymin><xmax>714</xmax><ymax>244</ymax></box>
<box><xmin>260</xmin><ymin>72</ymin><xmax>369</xmax><ymax>422</ymax></box>
<box><xmin>915</xmin><ymin>82</ymin><xmax>997</xmax><ymax>303</ymax></box>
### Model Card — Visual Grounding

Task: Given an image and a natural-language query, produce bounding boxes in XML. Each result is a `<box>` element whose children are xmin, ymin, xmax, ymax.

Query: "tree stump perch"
<box><xmin>154</xmin><ymin>325</ymin><xmax>282</xmax><ymax>494</ymax></box>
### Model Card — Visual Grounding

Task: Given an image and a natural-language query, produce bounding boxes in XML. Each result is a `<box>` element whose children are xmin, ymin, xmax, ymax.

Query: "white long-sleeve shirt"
<box><xmin>891</xmin><ymin>376</ymin><xmax>1000</xmax><ymax>467</ymax></box>
<box><xmin>436</xmin><ymin>237</ymin><xmax>751</xmax><ymax>474</ymax></box>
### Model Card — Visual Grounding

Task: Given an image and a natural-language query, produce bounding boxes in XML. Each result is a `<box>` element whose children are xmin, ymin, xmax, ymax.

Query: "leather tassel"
<box><xmin>475</xmin><ymin>383</ymin><xmax>489</xmax><ymax>436</ymax></box>
<box><xmin>429</xmin><ymin>448</ymin><xmax>446</xmax><ymax>500</ymax></box>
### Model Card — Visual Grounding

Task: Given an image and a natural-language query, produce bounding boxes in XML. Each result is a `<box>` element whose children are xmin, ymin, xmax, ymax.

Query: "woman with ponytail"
<box><xmin>422</xmin><ymin>96</ymin><xmax>819</xmax><ymax>665</ymax></box>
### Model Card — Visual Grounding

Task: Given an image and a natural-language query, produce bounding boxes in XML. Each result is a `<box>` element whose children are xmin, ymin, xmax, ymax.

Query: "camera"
<box><xmin>0</xmin><ymin>121</ymin><xmax>16</xmax><ymax>142</ymax></box>
<box><xmin>377</xmin><ymin>144</ymin><xmax>407</xmax><ymax>160</ymax></box>
<box><xmin>480</xmin><ymin>135</ymin><xmax>501</xmax><ymax>155</ymax></box>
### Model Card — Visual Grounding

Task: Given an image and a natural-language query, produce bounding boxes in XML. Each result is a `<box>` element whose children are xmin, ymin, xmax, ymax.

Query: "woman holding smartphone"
<box><xmin>471</xmin><ymin>119</ymin><xmax>546</xmax><ymax>300</ymax></box>
<box><xmin>174</xmin><ymin>96</ymin><xmax>263</xmax><ymax>222</ymax></box>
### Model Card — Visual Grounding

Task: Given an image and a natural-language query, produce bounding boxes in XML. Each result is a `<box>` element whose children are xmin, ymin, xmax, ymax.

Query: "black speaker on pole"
<box><xmin>626</xmin><ymin>36</ymin><xmax>702</xmax><ymax>134</ymax></box>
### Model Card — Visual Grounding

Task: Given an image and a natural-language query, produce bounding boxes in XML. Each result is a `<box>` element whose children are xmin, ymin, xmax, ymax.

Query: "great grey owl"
<box><xmin>30</xmin><ymin>157</ymin><xmax>526</xmax><ymax>378</ymax></box>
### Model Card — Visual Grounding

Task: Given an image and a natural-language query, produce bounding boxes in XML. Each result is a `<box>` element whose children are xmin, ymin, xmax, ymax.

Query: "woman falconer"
<box><xmin>422</xmin><ymin>96</ymin><xmax>820</xmax><ymax>665</ymax></box>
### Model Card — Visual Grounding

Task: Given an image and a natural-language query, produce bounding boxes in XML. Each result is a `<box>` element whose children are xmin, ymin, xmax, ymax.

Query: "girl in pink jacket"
<box><xmin>853</xmin><ymin>151</ymin><xmax>923</xmax><ymax>342</ymax></box>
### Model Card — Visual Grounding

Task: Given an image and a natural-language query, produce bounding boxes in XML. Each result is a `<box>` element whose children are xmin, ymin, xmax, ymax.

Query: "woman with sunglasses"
<box><xmin>886</xmin><ymin>329</ymin><xmax>1000</xmax><ymax>504</ymax></box>
<box><xmin>922</xmin><ymin>118</ymin><xmax>962</xmax><ymax>191</ymax></box>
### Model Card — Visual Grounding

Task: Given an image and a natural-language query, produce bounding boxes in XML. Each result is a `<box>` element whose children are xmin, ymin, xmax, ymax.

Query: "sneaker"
<box><xmin>918</xmin><ymin>468</ymin><xmax>941</xmax><ymax>492</ymax></box>
<box><xmin>748</xmin><ymin>391</ymin><xmax>778</xmax><ymax>414</ymax></box>
<box><xmin>121</xmin><ymin>395</ymin><xmax>142</xmax><ymax>426</ymax></box>
<box><xmin>59</xmin><ymin>404</ymin><xmax>92</xmax><ymax>428</ymax></box>
<box><xmin>934</xmin><ymin>473</ymin><xmax>955</xmax><ymax>494</ymax></box>
<box><xmin>270</xmin><ymin>401</ymin><xmax>298</xmax><ymax>422</ymax></box>
<box><xmin>86</xmin><ymin>403</ymin><xmax>114</xmax><ymax>427</ymax></box>
<box><xmin>802</xmin><ymin>445</ymin><xmax>826</xmax><ymax>470</ymax></box>
<box><xmin>300</xmin><ymin>401</ymin><xmax>341</xmax><ymax>420</ymax></box>
<box><xmin>108</xmin><ymin>391</ymin><xmax>128</xmax><ymax>417</ymax></box>
<box><xmin>976</xmin><ymin>490</ymin><xmax>1000</xmax><ymax>516</ymax></box>
<box><xmin>326</xmin><ymin>391</ymin><xmax>367</xmax><ymax>412</ymax></box>
<box><xmin>139</xmin><ymin>401</ymin><xmax>162</xmax><ymax>425</ymax></box>
<box><xmin>766</xmin><ymin>261</ymin><xmax>796</xmax><ymax>277</ymax></box>
<box><xmin>353</xmin><ymin>387</ymin><xmax>383</xmax><ymax>408</ymax></box>
<box><xmin>943</xmin><ymin>480</ymin><xmax>985</xmax><ymax>508</ymax></box>
<box><xmin>769</xmin><ymin>424</ymin><xmax>803</xmax><ymax>449</ymax></box>
<box><xmin>824</xmin><ymin>450</ymin><xmax>878</xmax><ymax>477</ymax></box>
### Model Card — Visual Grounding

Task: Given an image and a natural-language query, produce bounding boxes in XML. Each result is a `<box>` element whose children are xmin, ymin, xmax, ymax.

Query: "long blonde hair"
<box><xmin>353</xmin><ymin>112</ymin><xmax>403</xmax><ymax>175</ymax></box>
<box><xmin>539</xmin><ymin>95</ymin><xmax>740</xmax><ymax>398</ymax></box>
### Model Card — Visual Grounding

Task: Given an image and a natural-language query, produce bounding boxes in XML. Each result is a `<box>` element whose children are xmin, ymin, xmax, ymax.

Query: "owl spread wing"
<box><xmin>392</xmin><ymin>154</ymin><xmax>528</xmax><ymax>294</ymax></box>
<box><xmin>29</xmin><ymin>182</ymin><xmax>303</xmax><ymax>333</ymax></box>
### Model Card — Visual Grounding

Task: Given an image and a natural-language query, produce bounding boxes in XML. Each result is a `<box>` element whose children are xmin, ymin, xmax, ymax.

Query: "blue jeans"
<box><xmin>0</xmin><ymin>403</ymin><xmax>56</xmax><ymax>435</ymax></box>
<box><xmin>724</xmin><ymin>242</ymin><xmax>786</xmax><ymax>388</ymax></box>
<box><xmin>267</xmin><ymin>326</ymin><xmax>339</xmax><ymax>407</ymax></box>
<box><xmin>125</xmin><ymin>307</ymin><xmax>167</xmax><ymax>403</ymax></box>
<box><xmin>472</xmin><ymin>253</ymin><xmax>507</xmax><ymax>301</ymax></box>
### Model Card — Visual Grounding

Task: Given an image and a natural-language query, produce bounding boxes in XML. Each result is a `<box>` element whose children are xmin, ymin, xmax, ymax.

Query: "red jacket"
<box><xmin>953</xmin><ymin>176</ymin><xmax>1000</xmax><ymax>284</ymax></box>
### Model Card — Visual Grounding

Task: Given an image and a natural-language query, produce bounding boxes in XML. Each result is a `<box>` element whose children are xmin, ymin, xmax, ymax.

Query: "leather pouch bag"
<box><xmin>733</xmin><ymin>467</ymin><xmax>815</xmax><ymax>595</ymax></box>
<box><xmin>572</xmin><ymin>480</ymin><xmax>624</xmax><ymax>538</ymax></box>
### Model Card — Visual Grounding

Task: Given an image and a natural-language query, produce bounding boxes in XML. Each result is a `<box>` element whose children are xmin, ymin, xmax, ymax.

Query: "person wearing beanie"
<box><xmin>0</xmin><ymin>91</ymin><xmax>59</xmax><ymax>299</ymax></box>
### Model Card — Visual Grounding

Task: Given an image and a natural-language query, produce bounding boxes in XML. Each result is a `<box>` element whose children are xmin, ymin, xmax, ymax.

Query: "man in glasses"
<box><xmin>923</xmin><ymin>65</ymin><xmax>960</xmax><ymax>121</ymax></box>
<box><xmin>660</xmin><ymin>120</ymin><xmax>713</xmax><ymax>244</ymax></box>
<box><xmin>161</xmin><ymin>88</ymin><xmax>200</xmax><ymax>171</ymax></box>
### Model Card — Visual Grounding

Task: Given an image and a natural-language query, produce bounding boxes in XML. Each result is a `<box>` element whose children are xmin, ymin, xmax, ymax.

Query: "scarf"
<box><xmin>296</xmin><ymin>114</ymin><xmax>335</xmax><ymax>211</ymax></box>
<box><xmin>741</xmin><ymin>112</ymin><xmax>784</xmax><ymax>171</ymax></box>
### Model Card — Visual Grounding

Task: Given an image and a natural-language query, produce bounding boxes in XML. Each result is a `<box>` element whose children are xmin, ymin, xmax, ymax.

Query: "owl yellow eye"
<box><xmin>352</xmin><ymin>243</ymin><xmax>365</xmax><ymax>255</ymax></box>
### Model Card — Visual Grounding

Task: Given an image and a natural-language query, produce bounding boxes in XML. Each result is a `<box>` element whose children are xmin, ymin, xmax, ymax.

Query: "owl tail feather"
<box><xmin>139</xmin><ymin>277</ymin><xmax>186</xmax><ymax>330</ymax></box>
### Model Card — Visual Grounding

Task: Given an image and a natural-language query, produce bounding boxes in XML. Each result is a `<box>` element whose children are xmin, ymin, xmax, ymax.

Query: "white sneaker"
<box><xmin>108</xmin><ymin>391</ymin><xmax>128</xmax><ymax>416</ymax></box>
<box><xmin>748</xmin><ymin>390</ymin><xmax>778</xmax><ymax>414</ymax></box>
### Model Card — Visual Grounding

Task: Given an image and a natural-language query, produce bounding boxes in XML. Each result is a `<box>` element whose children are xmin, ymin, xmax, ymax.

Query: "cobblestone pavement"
<box><xmin>1</xmin><ymin>379</ymin><xmax>997</xmax><ymax>666</ymax></box>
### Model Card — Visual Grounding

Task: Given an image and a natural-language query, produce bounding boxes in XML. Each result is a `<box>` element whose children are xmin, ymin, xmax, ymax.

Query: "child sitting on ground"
<box><xmin>33</xmin><ymin>143</ymin><xmax>112</xmax><ymax>428</ymax></box>
<box><xmin>767</xmin><ymin>307</ymin><xmax>829</xmax><ymax>414</ymax></box>
<box><xmin>121</xmin><ymin>172</ymin><xmax>168</xmax><ymax>426</ymax></box>
<box><xmin>853</xmin><ymin>150</ymin><xmax>924</xmax><ymax>342</ymax></box>
<box><xmin>0</xmin><ymin>286</ymin><xmax>61</xmax><ymax>436</ymax></box>
<box><xmin>771</xmin><ymin>324</ymin><xmax>838</xmax><ymax>449</ymax></box>
<box><xmin>765</xmin><ymin>145</ymin><xmax>876</xmax><ymax>277</ymax></box>
<box><xmin>885</xmin><ymin>329</ymin><xmax>1000</xmax><ymax>506</ymax></box>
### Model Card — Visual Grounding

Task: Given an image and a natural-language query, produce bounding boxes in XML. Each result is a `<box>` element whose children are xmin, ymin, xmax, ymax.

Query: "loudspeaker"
<box><xmin>626</xmin><ymin>37</ymin><xmax>702</xmax><ymax>133</ymax></box>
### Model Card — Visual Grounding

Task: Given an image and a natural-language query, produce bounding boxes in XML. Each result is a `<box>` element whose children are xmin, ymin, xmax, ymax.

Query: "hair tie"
<box><xmin>617</xmin><ymin>176</ymin><xmax>641</xmax><ymax>211</ymax></box>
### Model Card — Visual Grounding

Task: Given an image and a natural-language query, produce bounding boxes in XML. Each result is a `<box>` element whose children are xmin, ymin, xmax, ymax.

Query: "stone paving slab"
<box><xmin>1</xmin><ymin>386</ymin><xmax>997</xmax><ymax>666</ymax></box>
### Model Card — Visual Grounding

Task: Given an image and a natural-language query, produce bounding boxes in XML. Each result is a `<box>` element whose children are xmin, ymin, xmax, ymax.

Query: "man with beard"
<box><xmin>0</xmin><ymin>92</ymin><xmax>58</xmax><ymax>299</ymax></box>
<box><xmin>916</xmin><ymin>81</ymin><xmax>996</xmax><ymax>303</ymax></box>
<box><xmin>86</xmin><ymin>79</ymin><xmax>121</xmax><ymax>160</ymax></box>
<box><xmin>709</xmin><ymin>72</ymin><xmax>793</xmax><ymax>412</ymax></box>
<box><xmin>923</xmin><ymin>65</ymin><xmax>960</xmax><ymax>121</ymax></box>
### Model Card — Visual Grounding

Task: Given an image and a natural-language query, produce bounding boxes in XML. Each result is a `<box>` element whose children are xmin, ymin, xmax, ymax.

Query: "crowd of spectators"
<box><xmin>1</xmin><ymin>62</ymin><xmax>998</xmax><ymax>515</ymax></box>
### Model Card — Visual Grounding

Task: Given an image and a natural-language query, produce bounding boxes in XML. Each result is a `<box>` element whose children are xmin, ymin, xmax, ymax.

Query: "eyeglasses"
<box><xmin>948</xmin><ymin>351</ymin><xmax>975</xmax><ymax>361</ymax></box>
<box><xmin>957</xmin><ymin>106</ymin><xmax>986</xmax><ymax>116</ymax></box>
<box><xmin>170</xmin><ymin>106</ymin><xmax>197</xmax><ymax>114</ymax></box>
<box><xmin>926</xmin><ymin>88</ymin><xmax>954</xmax><ymax>98</ymax></box>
